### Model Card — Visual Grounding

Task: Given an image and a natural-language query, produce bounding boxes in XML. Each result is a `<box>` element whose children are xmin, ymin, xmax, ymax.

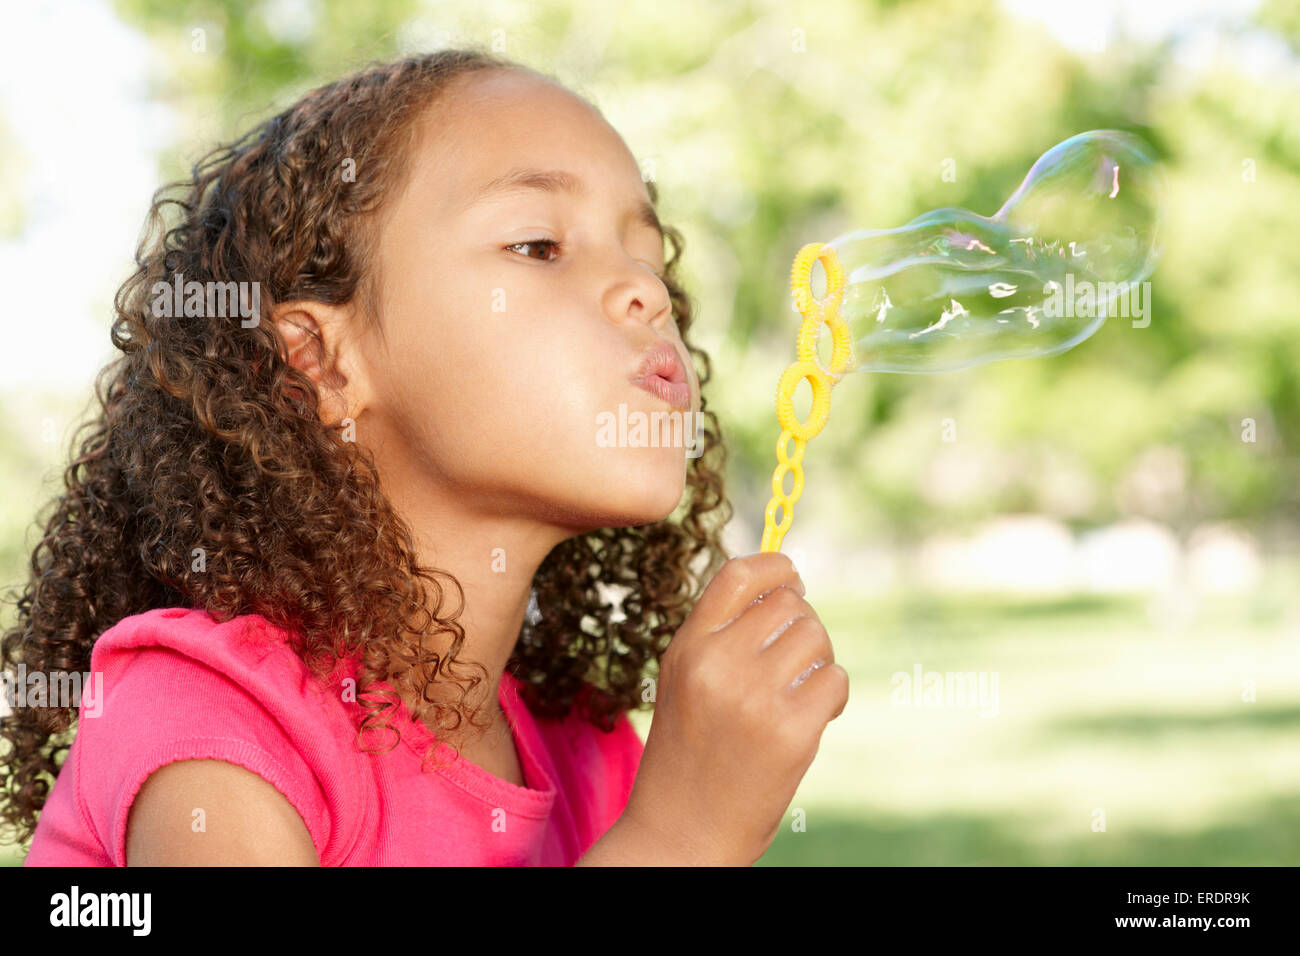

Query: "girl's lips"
<box><xmin>630</xmin><ymin>341</ymin><xmax>692</xmax><ymax>410</ymax></box>
<box><xmin>630</xmin><ymin>373</ymin><xmax>692</xmax><ymax>411</ymax></box>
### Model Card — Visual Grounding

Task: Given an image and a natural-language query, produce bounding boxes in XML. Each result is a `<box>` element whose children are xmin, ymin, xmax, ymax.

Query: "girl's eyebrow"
<box><xmin>466</xmin><ymin>166</ymin><xmax>664</xmax><ymax>242</ymax></box>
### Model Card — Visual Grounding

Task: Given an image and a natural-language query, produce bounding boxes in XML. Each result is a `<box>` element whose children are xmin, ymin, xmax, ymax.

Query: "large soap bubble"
<box><xmin>759</xmin><ymin>131</ymin><xmax>1165</xmax><ymax>553</ymax></box>
<box><xmin>819</xmin><ymin>130</ymin><xmax>1164</xmax><ymax>373</ymax></box>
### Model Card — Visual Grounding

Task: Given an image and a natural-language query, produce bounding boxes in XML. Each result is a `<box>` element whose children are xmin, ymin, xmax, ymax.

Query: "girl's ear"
<box><xmin>271</xmin><ymin>299</ymin><xmax>372</xmax><ymax>428</ymax></box>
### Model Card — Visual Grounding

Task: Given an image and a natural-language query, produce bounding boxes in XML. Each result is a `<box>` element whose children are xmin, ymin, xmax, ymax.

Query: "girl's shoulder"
<box><xmin>68</xmin><ymin>606</ymin><xmax>367</xmax><ymax>865</ymax></box>
<box><xmin>87</xmin><ymin>605</ymin><xmax>363</xmax><ymax>726</ymax></box>
<box><xmin>90</xmin><ymin>605</ymin><xmax>313</xmax><ymax>683</ymax></box>
<box><xmin>82</xmin><ymin>604</ymin><xmax>367</xmax><ymax>779</ymax></box>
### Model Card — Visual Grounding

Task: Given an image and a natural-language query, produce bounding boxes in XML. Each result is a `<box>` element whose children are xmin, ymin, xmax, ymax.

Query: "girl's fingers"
<box><xmin>695</xmin><ymin>553</ymin><xmax>805</xmax><ymax>636</ymax></box>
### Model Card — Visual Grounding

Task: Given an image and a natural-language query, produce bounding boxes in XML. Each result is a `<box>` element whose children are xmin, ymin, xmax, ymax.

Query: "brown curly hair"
<box><xmin>0</xmin><ymin>47</ymin><xmax>732</xmax><ymax>850</ymax></box>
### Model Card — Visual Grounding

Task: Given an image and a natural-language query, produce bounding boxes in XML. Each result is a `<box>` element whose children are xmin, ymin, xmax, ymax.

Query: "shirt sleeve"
<box><xmin>73</xmin><ymin>643</ymin><xmax>334</xmax><ymax>867</ymax></box>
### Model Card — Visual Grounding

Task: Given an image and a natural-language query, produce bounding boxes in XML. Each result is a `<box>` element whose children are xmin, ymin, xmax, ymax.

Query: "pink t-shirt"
<box><xmin>23</xmin><ymin>607</ymin><xmax>644</xmax><ymax>866</ymax></box>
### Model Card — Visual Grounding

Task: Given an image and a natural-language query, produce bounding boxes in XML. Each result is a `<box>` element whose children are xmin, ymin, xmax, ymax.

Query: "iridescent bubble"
<box><xmin>819</xmin><ymin>130</ymin><xmax>1164</xmax><ymax>373</ymax></box>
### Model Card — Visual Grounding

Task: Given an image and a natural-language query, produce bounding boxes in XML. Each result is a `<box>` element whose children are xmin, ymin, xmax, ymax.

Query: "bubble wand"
<box><xmin>760</xmin><ymin>242</ymin><xmax>851</xmax><ymax>553</ymax></box>
<box><xmin>759</xmin><ymin>130</ymin><xmax>1164</xmax><ymax>553</ymax></box>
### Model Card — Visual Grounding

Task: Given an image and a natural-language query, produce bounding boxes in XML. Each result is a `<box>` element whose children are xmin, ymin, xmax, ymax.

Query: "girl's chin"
<box><xmin>593</xmin><ymin>476</ymin><xmax>688</xmax><ymax>525</ymax></box>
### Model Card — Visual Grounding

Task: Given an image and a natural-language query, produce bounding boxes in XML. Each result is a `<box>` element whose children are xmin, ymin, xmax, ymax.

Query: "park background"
<box><xmin>1</xmin><ymin>0</ymin><xmax>1297</xmax><ymax>865</ymax></box>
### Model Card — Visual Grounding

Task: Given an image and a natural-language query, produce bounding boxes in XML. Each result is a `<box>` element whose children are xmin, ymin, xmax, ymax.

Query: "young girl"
<box><xmin>3</xmin><ymin>48</ymin><xmax>847</xmax><ymax>866</ymax></box>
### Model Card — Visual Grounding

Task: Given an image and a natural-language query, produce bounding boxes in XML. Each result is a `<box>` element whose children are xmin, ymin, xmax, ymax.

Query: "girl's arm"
<box><xmin>574</xmin><ymin>810</ymin><xmax>742</xmax><ymax>867</ymax></box>
<box><xmin>126</xmin><ymin>759</ymin><xmax>321</xmax><ymax>866</ymax></box>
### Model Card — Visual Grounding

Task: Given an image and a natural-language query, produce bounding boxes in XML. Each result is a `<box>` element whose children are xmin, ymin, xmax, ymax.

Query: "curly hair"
<box><xmin>0</xmin><ymin>47</ymin><xmax>732</xmax><ymax>850</ymax></box>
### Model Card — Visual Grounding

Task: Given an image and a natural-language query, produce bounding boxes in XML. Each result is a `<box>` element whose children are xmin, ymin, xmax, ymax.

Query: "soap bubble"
<box><xmin>817</xmin><ymin>130</ymin><xmax>1164</xmax><ymax>374</ymax></box>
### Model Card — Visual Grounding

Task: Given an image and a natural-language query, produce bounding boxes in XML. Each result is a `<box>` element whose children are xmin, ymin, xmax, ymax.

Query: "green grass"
<box><xmin>750</xmin><ymin>581</ymin><xmax>1300</xmax><ymax>865</ymax></box>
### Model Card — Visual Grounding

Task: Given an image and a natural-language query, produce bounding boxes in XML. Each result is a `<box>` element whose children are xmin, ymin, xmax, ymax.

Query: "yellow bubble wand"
<box><xmin>758</xmin><ymin>132</ymin><xmax>1165</xmax><ymax>553</ymax></box>
<box><xmin>760</xmin><ymin>242</ymin><xmax>851</xmax><ymax>553</ymax></box>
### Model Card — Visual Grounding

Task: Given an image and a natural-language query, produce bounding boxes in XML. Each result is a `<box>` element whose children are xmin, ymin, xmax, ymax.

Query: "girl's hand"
<box><xmin>623</xmin><ymin>552</ymin><xmax>849</xmax><ymax>865</ymax></box>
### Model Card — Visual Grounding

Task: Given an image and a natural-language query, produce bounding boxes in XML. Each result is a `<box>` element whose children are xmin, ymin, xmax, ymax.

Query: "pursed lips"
<box><xmin>629</xmin><ymin>341</ymin><xmax>691</xmax><ymax>410</ymax></box>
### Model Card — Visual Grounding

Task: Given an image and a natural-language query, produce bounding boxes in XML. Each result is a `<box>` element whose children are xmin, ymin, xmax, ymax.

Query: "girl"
<box><xmin>3</xmin><ymin>47</ymin><xmax>846</xmax><ymax>866</ymax></box>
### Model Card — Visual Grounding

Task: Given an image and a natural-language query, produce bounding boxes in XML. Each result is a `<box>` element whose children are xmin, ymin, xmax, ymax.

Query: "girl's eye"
<box><xmin>504</xmin><ymin>239</ymin><xmax>665</xmax><ymax>278</ymax></box>
<box><xmin>506</xmin><ymin>238</ymin><xmax>561</xmax><ymax>262</ymax></box>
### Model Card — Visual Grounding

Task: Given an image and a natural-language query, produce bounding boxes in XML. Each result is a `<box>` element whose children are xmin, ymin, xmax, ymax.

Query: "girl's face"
<box><xmin>353</xmin><ymin>69</ymin><xmax>700</xmax><ymax>533</ymax></box>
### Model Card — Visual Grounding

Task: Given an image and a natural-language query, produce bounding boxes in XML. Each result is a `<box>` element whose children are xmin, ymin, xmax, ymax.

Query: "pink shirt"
<box><xmin>23</xmin><ymin>607</ymin><xmax>644</xmax><ymax>866</ymax></box>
